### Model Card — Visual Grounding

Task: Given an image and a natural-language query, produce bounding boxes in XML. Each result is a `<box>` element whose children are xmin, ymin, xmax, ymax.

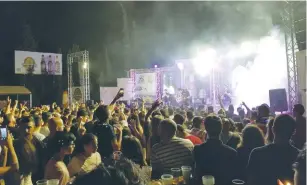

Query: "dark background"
<box><xmin>0</xmin><ymin>1</ymin><xmax>290</xmax><ymax>105</ymax></box>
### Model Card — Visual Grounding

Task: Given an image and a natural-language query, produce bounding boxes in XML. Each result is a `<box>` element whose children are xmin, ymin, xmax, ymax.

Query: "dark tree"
<box><xmin>19</xmin><ymin>23</ymin><xmax>38</xmax><ymax>51</ymax></box>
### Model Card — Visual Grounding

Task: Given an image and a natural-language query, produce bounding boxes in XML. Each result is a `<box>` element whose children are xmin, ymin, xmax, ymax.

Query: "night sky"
<box><xmin>0</xmin><ymin>1</ymin><xmax>282</xmax><ymax>105</ymax></box>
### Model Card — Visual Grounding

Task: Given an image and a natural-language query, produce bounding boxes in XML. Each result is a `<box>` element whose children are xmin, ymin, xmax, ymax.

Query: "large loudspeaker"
<box><xmin>269</xmin><ymin>88</ymin><xmax>288</xmax><ymax>112</ymax></box>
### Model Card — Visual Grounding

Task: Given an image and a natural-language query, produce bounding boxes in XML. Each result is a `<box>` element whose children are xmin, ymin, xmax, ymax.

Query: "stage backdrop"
<box><xmin>15</xmin><ymin>50</ymin><xmax>62</xmax><ymax>75</ymax></box>
<box><xmin>134</xmin><ymin>72</ymin><xmax>157</xmax><ymax>97</ymax></box>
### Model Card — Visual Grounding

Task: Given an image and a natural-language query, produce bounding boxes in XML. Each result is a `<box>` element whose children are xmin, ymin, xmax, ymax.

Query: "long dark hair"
<box><xmin>239</xmin><ymin>125</ymin><xmax>265</xmax><ymax>149</ymax></box>
<box><xmin>266</xmin><ymin>118</ymin><xmax>274</xmax><ymax>144</ymax></box>
<box><xmin>73</xmin><ymin>133</ymin><xmax>97</xmax><ymax>156</ymax></box>
<box><xmin>121</xmin><ymin>136</ymin><xmax>146</xmax><ymax>166</ymax></box>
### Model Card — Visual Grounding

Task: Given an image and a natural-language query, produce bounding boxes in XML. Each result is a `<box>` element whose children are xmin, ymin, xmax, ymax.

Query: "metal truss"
<box><xmin>282</xmin><ymin>1</ymin><xmax>300</xmax><ymax>110</ymax></box>
<box><xmin>67</xmin><ymin>50</ymin><xmax>90</xmax><ymax>105</ymax></box>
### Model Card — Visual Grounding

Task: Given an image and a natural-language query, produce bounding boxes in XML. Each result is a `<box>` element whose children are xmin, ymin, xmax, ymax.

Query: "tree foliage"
<box><xmin>19</xmin><ymin>23</ymin><xmax>38</xmax><ymax>51</ymax></box>
<box><xmin>68</xmin><ymin>44</ymin><xmax>81</xmax><ymax>54</ymax></box>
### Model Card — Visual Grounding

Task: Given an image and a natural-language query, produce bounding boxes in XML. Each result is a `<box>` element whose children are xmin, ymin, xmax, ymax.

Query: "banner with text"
<box><xmin>134</xmin><ymin>73</ymin><xmax>157</xmax><ymax>97</ymax></box>
<box><xmin>15</xmin><ymin>50</ymin><xmax>62</xmax><ymax>75</ymax></box>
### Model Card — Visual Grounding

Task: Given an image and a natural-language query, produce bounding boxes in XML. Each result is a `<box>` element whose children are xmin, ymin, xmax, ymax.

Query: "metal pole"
<box><xmin>29</xmin><ymin>94</ymin><xmax>32</xmax><ymax>108</ymax></box>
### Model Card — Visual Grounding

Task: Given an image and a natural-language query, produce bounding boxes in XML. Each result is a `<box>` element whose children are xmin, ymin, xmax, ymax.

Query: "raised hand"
<box><xmin>6</xmin><ymin>96</ymin><xmax>11</xmax><ymax>105</ymax></box>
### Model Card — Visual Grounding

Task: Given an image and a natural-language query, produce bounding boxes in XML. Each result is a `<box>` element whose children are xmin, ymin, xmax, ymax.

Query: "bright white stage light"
<box><xmin>177</xmin><ymin>62</ymin><xmax>184</xmax><ymax>71</ymax></box>
<box><xmin>193</xmin><ymin>48</ymin><xmax>217</xmax><ymax>76</ymax></box>
<box><xmin>83</xmin><ymin>62</ymin><xmax>88</xmax><ymax>69</ymax></box>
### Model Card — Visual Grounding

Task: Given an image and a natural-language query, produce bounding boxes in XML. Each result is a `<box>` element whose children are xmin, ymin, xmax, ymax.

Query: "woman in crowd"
<box><xmin>220</xmin><ymin>118</ymin><xmax>241</xmax><ymax>149</ymax></box>
<box><xmin>146</xmin><ymin>115</ymin><xmax>163</xmax><ymax>161</ymax></box>
<box><xmin>67</xmin><ymin>133</ymin><xmax>101</xmax><ymax>177</ymax></box>
<box><xmin>121</xmin><ymin>136</ymin><xmax>147</xmax><ymax>166</ymax></box>
<box><xmin>237</xmin><ymin>125</ymin><xmax>265</xmax><ymax>181</ymax></box>
<box><xmin>45</xmin><ymin>132</ymin><xmax>76</xmax><ymax>185</ymax></box>
<box><xmin>266</xmin><ymin>118</ymin><xmax>274</xmax><ymax>144</ymax></box>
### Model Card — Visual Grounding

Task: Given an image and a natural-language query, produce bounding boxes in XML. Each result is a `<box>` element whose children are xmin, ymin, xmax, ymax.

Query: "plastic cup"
<box><xmin>232</xmin><ymin>179</ymin><xmax>245</xmax><ymax>185</ymax></box>
<box><xmin>171</xmin><ymin>168</ymin><xmax>181</xmax><ymax>184</ymax></box>
<box><xmin>36</xmin><ymin>179</ymin><xmax>48</xmax><ymax>185</ymax></box>
<box><xmin>48</xmin><ymin>179</ymin><xmax>59</xmax><ymax>185</ymax></box>
<box><xmin>181</xmin><ymin>166</ymin><xmax>192</xmax><ymax>184</ymax></box>
<box><xmin>161</xmin><ymin>174</ymin><xmax>173</xmax><ymax>185</ymax></box>
<box><xmin>48</xmin><ymin>179</ymin><xmax>60</xmax><ymax>185</ymax></box>
<box><xmin>202</xmin><ymin>175</ymin><xmax>215</xmax><ymax>185</ymax></box>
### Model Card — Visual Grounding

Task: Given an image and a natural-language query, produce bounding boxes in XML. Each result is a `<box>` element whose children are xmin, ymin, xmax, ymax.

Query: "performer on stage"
<box><xmin>222</xmin><ymin>90</ymin><xmax>232</xmax><ymax>108</ymax></box>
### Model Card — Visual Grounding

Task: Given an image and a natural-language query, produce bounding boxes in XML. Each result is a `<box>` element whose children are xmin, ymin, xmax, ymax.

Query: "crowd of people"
<box><xmin>0</xmin><ymin>89</ymin><xmax>305</xmax><ymax>185</ymax></box>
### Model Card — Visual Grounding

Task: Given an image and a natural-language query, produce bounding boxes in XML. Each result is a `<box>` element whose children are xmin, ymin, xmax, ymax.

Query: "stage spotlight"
<box><xmin>83</xmin><ymin>62</ymin><xmax>88</xmax><ymax>69</ymax></box>
<box><xmin>154</xmin><ymin>65</ymin><xmax>158</xmax><ymax>68</ymax></box>
<box><xmin>177</xmin><ymin>62</ymin><xmax>184</xmax><ymax>71</ymax></box>
<box><xmin>192</xmin><ymin>48</ymin><xmax>217</xmax><ymax>76</ymax></box>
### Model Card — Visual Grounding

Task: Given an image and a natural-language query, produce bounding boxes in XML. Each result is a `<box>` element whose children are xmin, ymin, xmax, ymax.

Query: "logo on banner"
<box><xmin>23</xmin><ymin>57</ymin><xmax>36</xmax><ymax>74</ymax></box>
<box><xmin>73</xmin><ymin>87</ymin><xmax>83</xmax><ymax>102</ymax></box>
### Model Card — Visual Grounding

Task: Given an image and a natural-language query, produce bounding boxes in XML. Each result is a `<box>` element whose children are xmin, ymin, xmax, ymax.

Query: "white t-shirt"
<box><xmin>33</xmin><ymin>132</ymin><xmax>46</xmax><ymax>141</ymax></box>
<box><xmin>40</xmin><ymin>126</ymin><xmax>50</xmax><ymax>137</ymax></box>
<box><xmin>67</xmin><ymin>152</ymin><xmax>101</xmax><ymax>177</ymax></box>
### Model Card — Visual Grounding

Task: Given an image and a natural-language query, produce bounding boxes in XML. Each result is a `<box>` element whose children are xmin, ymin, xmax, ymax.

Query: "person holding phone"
<box><xmin>0</xmin><ymin>132</ymin><xmax>19</xmax><ymax>184</ymax></box>
<box><xmin>92</xmin><ymin>89</ymin><xmax>124</xmax><ymax>159</ymax></box>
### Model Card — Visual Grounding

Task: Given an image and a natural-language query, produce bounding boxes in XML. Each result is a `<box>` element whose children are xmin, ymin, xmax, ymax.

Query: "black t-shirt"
<box><xmin>247</xmin><ymin>143</ymin><xmax>299</xmax><ymax>185</ymax></box>
<box><xmin>92</xmin><ymin>121</ymin><xmax>116</xmax><ymax>158</ymax></box>
<box><xmin>84</xmin><ymin>121</ymin><xmax>95</xmax><ymax>134</ymax></box>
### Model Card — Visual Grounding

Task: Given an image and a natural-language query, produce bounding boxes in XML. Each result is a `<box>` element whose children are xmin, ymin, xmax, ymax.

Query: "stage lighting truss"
<box><xmin>67</xmin><ymin>50</ymin><xmax>90</xmax><ymax>105</ymax></box>
<box><xmin>282</xmin><ymin>1</ymin><xmax>304</xmax><ymax>110</ymax></box>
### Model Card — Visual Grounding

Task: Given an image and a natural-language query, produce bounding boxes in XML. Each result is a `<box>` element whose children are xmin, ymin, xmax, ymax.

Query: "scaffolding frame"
<box><xmin>67</xmin><ymin>50</ymin><xmax>90</xmax><ymax>105</ymax></box>
<box><xmin>282</xmin><ymin>1</ymin><xmax>300</xmax><ymax>111</ymax></box>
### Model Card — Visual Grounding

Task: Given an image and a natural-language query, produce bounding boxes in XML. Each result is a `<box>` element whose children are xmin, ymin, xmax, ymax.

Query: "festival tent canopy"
<box><xmin>0</xmin><ymin>86</ymin><xmax>31</xmax><ymax>95</ymax></box>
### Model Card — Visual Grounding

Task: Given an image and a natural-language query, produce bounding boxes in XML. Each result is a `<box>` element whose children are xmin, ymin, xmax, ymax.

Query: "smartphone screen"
<box><xmin>0</xmin><ymin>128</ymin><xmax>7</xmax><ymax>140</ymax></box>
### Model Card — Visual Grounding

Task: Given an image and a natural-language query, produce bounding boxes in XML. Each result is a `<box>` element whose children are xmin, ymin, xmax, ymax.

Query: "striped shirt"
<box><xmin>151</xmin><ymin>137</ymin><xmax>194</xmax><ymax>175</ymax></box>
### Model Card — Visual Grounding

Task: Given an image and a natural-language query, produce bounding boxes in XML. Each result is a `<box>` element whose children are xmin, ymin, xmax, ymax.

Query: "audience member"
<box><xmin>68</xmin><ymin>133</ymin><xmax>101</xmax><ymax>177</ymax></box>
<box><xmin>194</xmin><ymin>115</ymin><xmax>237</xmax><ymax>185</ymax></box>
<box><xmin>292</xmin><ymin>104</ymin><xmax>306</xmax><ymax>149</ymax></box>
<box><xmin>173</xmin><ymin>114</ymin><xmax>185</xmax><ymax>126</ymax></box>
<box><xmin>71</xmin><ymin>109</ymin><xmax>88</xmax><ymax>139</ymax></box>
<box><xmin>293</xmin><ymin>147</ymin><xmax>306</xmax><ymax>185</ymax></box>
<box><xmin>40</xmin><ymin>112</ymin><xmax>52</xmax><ymax>137</ymax></box>
<box><xmin>176</xmin><ymin>124</ymin><xmax>202</xmax><ymax>145</ymax></box>
<box><xmin>121</xmin><ymin>136</ymin><xmax>146</xmax><ymax>166</ymax></box>
<box><xmin>14</xmin><ymin>116</ymin><xmax>45</xmax><ymax>184</ymax></box>
<box><xmin>45</xmin><ymin>132</ymin><xmax>76</xmax><ymax>185</ymax></box>
<box><xmin>266</xmin><ymin>118</ymin><xmax>274</xmax><ymax>144</ymax></box>
<box><xmin>33</xmin><ymin>115</ymin><xmax>46</xmax><ymax>141</ymax></box>
<box><xmin>146</xmin><ymin>115</ymin><xmax>163</xmax><ymax>161</ymax></box>
<box><xmin>185</xmin><ymin>111</ymin><xmax>194</xmax><ymax>129</ymax></box>
<box><xmin>255</xmin><ymin>104</ymin><xmax>270</xmax><ymax>134</ymax></box>
<box><xmin>190</xmin><ymin>116</ymin><xmax>206</xmax><ymax>141</ymax></box>
<box><xmin>247</xmin><ymin>114</ymin><xmax>299</xmax><ymax>185</ymax></box>
<box><xmin>237</xmin><ymin>125</ymin><xmax>265</xmax><ymax>181</ymax></box>
<box><xmin>151</xmin><ymin>119</ymin><xmax>193</xmax><ymax>179</ymax></box>
<box><xmin>92</xmin><ymin>105</ymin><xmax>122</xmax><ymax>158</ymax></box>
<box><xmin>220</xmin><ymin>118</ymin><xmax>241</xmax><ymax>149</ymax></box>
